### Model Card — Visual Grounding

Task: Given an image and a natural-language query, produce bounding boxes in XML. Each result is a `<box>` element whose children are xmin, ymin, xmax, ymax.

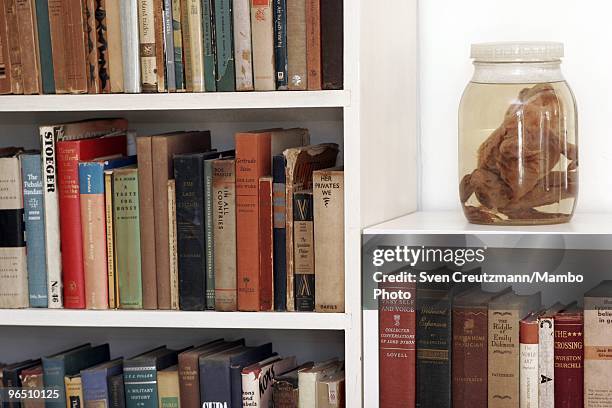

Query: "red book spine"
<box><xmin>57</xmin><ymin>136</ymin><xmax>126</xmax><ymax>308</ymax></box>
<box><xmin>235</xmin><ymin>132</ymin><xmax>271</xmax><ymax>311</ymax></box>
<box><xmin>378</xmin><ymin>279</ymin><xmax>416</xmax><ymax>408</ymax></box>
<box><xmin>554</xmin><ymin>312</ymin><xmax>584</xmax><ymax>408</ymax></box>
<box><xmin>258</xmin><ymin>177</ymin><xmax>273</xmax><ymax>311</ymax></box>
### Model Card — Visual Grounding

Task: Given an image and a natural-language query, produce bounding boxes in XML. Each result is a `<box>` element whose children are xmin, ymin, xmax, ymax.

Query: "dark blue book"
<box><xmin>108</xmin><ymin>373</ymin><xmax>125</xmax><ymax>408</ymax></box>
<box><xmin>21</xmin><ymin>152</ymin><xmax>48</xmax><ymax>307</ymax></box>
<box><xmin>229</xmin><ymin>347</ymin><xmax>276</xmax><ymax>407</ymax></box>
<box><xmin>3</xmin><ymin>360</ymin><xmax>41</xmax><ymax>408</ymax></box>
<box><xmin>81</xmin><ymin>358</ymin><xmax>123</xmax><ymax>408</ymax></box>
<box><xmin>202</xmin><ymin>0</ymin><xmax>216</xmax><ymax>92</ymax></box>
<box><xmin>35</xmin><ymin>0</ymin><xmax>55</xmax><ymax>93</ymax></box>
<box><xmin>273</xmin><ymin>0</ymin><xmax>288</xmax><ymax>89</ymax></box>
<box><xmin>272</xmin><ymin>155</ymin><xmax>287</xmax><ymax>311</ymax></box>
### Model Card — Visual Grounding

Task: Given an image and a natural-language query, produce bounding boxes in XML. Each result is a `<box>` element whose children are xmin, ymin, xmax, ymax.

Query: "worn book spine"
<box><xmin>104</xmin><ymin>171</ymin><xmax>117</xmax><ymax>308</ymax></box>
<box><xmin>251</xmin><ymin>0</ymin><xmax>275</xmax><ymax>90</ymax></box>
<box><xmin>286</xmin><ymin>0</ymin><xmax>306</xmax><ymax>90</ymax></box>
<box><xmin>313</xmin><ymin>169</ymin><xmax>344</xmax><ymax>313</ymax></box>
<box><xmin>40</xmin><ymin>126</ymin><xmax>63</xmax><ymax>308</ymax></box>
<box><xmin>33</xmin><ymin>0</ymin><xmax>54</xmax><ymax>93</ymax></box>
<box><xmin>137</xmin><ymin>0</ymin><xmax>158</xmax><ymax>91</ymax></box>
<box><xmin>163</xmin><ymin>0</ymin><xmax>176</xmax><ymax>92</ymax></box>
<box><xmin>95</xmin><ymin>0</ymin><xmax>110</xmax><ymax>92</ymax></box>
<box><xmin>204</xmin><ymin>160</ymin><xmax>215</xmax><ymax>309</ymax></box>
<box><xmin>158</xmin><ymin>368</ymin><xmax>180</xmax><ymax>408</ymax></box>
<box><xmin>171</xmin><ymin>0</ymin><xmax>184</xmax><ymax>91</ymax></box>
<box><xmin>174</xmin><ymin>155</ymin><xmax>206</xmax><ymax>310</ymax></box>
<box><xmin>538</xmin><ymin>315</ymin><xmax>556</xmax><ymax>408</ymax></box>
<box><xmin>233</xmin><ymin>0</ymin><xmax>253</xmax><ymax>91</ymax></box>
<box><xmin>180</xmin><ymin>0</ymin><xmax>204</xmax><ymax>91</ymax></box>
<box><xmin>235</xmin><ymin>132</ymin><xmax>272</xmax><ymax>311</ymax></box>
<box><xmin>272</xmin><ymin>380</ymin><xmax>298</xmax><ymax>408</ymax></box>
<box><xmin>120</xmin><ymin>0</ymin><xmax>141</xmax><ymax>93</ymax></box>
<box><xmin>0</xmin><ymin>3</ymin><xmax>12</xmax><ymax>94</ymax></box>
<box><xmin>154</xmin><ymin>0</ymin><xmax>165</xmax><ymax>91</ymax></box>
<box><xmin>554</xmin><ymin>313</ymin><xmax>584</xmax><ymax>408</ymax></box>
<box><xmin>320</xmin><ymin>0</ymin><xmax>342</xmax><ymax>90</ymax></box>
<box><xmin>84</xmin><ymin>0</ymin><xmax>101</xmax><ymax>93</ymax></box>
<box><xmin>21</xmin><ymin>153</ymin><xmax>48</xmax><ymax>308</ymax></box>
<box><xmin>108</xmin><ymin>374</ymin><xmax>125</xmax><ymax>408</ymax></box>
<box><xmin>167</xmin><ymin>179</ymin><xmax>179</xmax><ymax>310</ymax></box>
<box><xmin>242</xmin><ymin>357</ymin><xmax>297</xmax><ymax>408</ymax></box>
<box><xmin>585</xmin><ymin>289</ymin><xmax>612</xmax><ymax>408</ymax></box>
<box><xmin>201</xmin><ymin>0</ymin><xmax>216</xmax><ymax>91</ymax></box>
<box><xmin>214</xmin><ymin>0</ymin><xmax>235</xmax><ymax>91</ymax></box>
<box><xmin>520</xmin><ymin>319</ymin><xmax>539</xmax><ymax>408</ymax></box>
<box><xmin>65</xmin><ymin>0</ymin><xmax>88</xmax><ymax>93</ymax></box>
<box><xmin>293</xmin><ymin>190</ymin><xmax>314</xmax><ymax>311</ymax></box>
<box><xmin>82</xmin><ymin>363</ymin><xmax>123</xmax><ymax>408</ymax></box>
<box><xmin>5</xmin><ymin>0</ymin><xmax>23</xmax><ymax>94</ymax></box>
<box><xmin>488</xmin><ymin>308</ymin><xmax>521</xmax><ymax>408</ymax></box>
<box><xmin>273</xmin><ymin>0</ymin><xmax>287</xmax><ymax>89</ymax></box>
<box><xmin>213</xmin><ymin>159</ymin><xmax>237</xmax><ymax>311</ymax></box>
<box><xmin>48</xmin><ymin>0</ymin><xmax>67</xmax><ymax>92</ymax></box>
<box><xmin>0</xmin><ymin>154</ymin><xmax>28</xmax><ymax>308</ymax></box>
<box><xmin>20</xmin><ymin>366</ymin><xmax>44</xmax><ymax>408</ymax></box>
<box><xmin>305</xmin><ymin>0</ymin><xmax>321</xmax><ymax>90</ymax></box>
<box><xmin>272</xmin><ymin>156</ymin><xmax>287</xmax><ymax>311</ymax></box>
<box><xmin>316</xmin><ymin>374</ymin><xmax>345</xmax><ymax>408</ymax></box>
<box><xmin>65</xmin><ymin>375</ymin><xmax>84</xmax><ymax>408</ymax></box>
<box><xmin>113</xmin><ymin>168</ymin><xmax>143</xmax><ymax>309</ymax></box>
<box><xmin>16</xmin><ymin>0</ymin><xmax>42</xmax><ymax>94</ymax></box>
<box><xmin>259</xmin><ymin>177</ymin><xmax>274</xmax><ymax>311</ymax></box>
<box><xmin>106</xmin><ymin>0</ymin><xmax>124</xmax><ymax>92</ymax></box>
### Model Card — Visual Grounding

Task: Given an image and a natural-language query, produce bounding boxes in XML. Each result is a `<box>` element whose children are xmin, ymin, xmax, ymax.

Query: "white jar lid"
<box><xmin>471</xmin><ymin>42</ymin><xmax>564</xmax><ymax>62</ymax></box>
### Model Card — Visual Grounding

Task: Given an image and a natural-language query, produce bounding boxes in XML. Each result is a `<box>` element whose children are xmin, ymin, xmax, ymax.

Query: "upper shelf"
<box><xmin>0</xmin><ymin>90</ymin><xmax>350</xmax><ymax>112</ymax></box>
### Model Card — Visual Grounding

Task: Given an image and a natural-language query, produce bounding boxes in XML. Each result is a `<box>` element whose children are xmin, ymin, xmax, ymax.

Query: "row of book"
<box><xmin>0</xmin><ymin>0</ymin><xmax>343</xmax><ymax>95</ymax></box>
<box><xmin>0</xmin><ymin>340</ymin><xmax>345</xmax><ymax>408</ymax></box>
<box><xmin>0</xmin><ymin>119</ymin><xmax>346</xmax><ymax>312</ymax></box>
<box><xmin>379</xmin><ymin>273</ymin><xmax>612</xmax><ymax>408</ymax></box>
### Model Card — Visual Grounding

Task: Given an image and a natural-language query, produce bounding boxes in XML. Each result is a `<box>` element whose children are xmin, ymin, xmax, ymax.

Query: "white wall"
<box><xmin>419</xmin><ymin>0</ymin><xmax>612</xmax><ymax>212</ymax></box>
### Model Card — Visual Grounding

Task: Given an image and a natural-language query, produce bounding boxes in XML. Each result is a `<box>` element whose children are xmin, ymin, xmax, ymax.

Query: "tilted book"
<box><xmin>233</xmin><ymin>0</ymin><xmax>253</xmax><ymax>91</ymax></box>
<box><xmin>585</xmin><ymin>281</ymin><xmax>612</xmax><ymax>408</ymax></box>
<box><xmin>214</xmin><ymin>0</ymin><xmax>235</xmax><ymax>91</ymax></box>
<box><xmin>120</xmin><ymin>0</ymin><xmax>141</xmax><ymax>93</ymax></box>
<box><xmin>293</xmin><ymin>189</ymin><xmax>314</xmax><ymax>311</ymax></box>
<box><xmin>251</xmin><ymin>0</ymin><xmax>275</xmax><ymax>90</ymax></box>
<box><xmin>286</xmin><ymin>0</ymin><xmax>306</xmax><ymax>90</ymax></box>
<box><xmin>554</xmin><ymin>305</ymin><xmax>584</xmax><ymax>407</ymax></box>
<box><xmin>241</xmin><ymin>356</ymin><xmax>297</xmax><ymax>408</ymax></box>
<box><xmin>519</xmin><ymin>313</ymin><xmax>540</xmax><ymax>408</ymax></box>
<box><xmin>180</xmin><ymin>0</ymin><xmax>205</xmax><ymax>92</ymax></box>
<box><xmin>81</xmin><ymin>358</ymin><xmax>124</xmax><ymax>408</ymax></box>
<box><xmin>538</xmin><ymin>302</ymin><xmax>565</xmax><ymax>408</ymax></box>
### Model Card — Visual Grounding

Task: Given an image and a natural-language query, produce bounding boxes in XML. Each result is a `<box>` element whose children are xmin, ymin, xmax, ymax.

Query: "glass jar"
<box><xmin>459</xmin><ymin>42</ymin><xmax>578</xmax><ymax>225</ymax></box>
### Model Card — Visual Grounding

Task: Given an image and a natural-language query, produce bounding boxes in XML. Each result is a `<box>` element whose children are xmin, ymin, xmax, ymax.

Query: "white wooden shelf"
<box><xmin>0</xmin><ymin>91</ymin><xmax>350</xmax><ymax>112</ymax></box>
<box><xmin>0</xmin><ymin>309</ymin><xmax>349</xmax><ymax>330</ymax></box>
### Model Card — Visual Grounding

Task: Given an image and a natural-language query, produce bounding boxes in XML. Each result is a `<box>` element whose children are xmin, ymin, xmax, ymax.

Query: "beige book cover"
<box><xmin>250</xmin><ymin>0</ymin><xmax>275</xmax><ymax>90</ymax></box>
<box><xmin>233</xmin><ymin>0</ymin><xmax>253</xmax><ymax>91</ymax></box>
<box><xmin>316</xmin><ymin>371</ymin><xmax>345</xmax><ymax>408</ymax></box>
<box><xmin>287</xmin><ymin>0</ymin><xmax>307</xmax><ymax>90</ymax></box>
<box><xmin>180</xmin><ymin>0</ymin><xmax>205</xmax><ymax>91</ymax></box>
<box><xmin>167</xmin><ymin>179</ymin><xmax>179</xmax><ymax>310</ymax></box>
<box><xmin>158</xmin><ymin>366</ymin><xmax>181</xmax><ymax>408</ymax></box>
<box><xmin>64</xmin><ymin>375</ymin><xmax>83</xmax><ymax>408</ymax></box>
<box><xmin>137</xmin><ymin>0</ymin><xmax>158</xmax><ymax>91</ymax></box>
<box><xmin>106</xmin><ymin>0</ymin><xmax>125</xmax><ymax>92</ymax></box>
<box><xmin>298</xmin><ymin>359</ymin><xmax>341</xmax><ymax>408</ymax></box>
<box><xmin>104</xmin><ymin>170</ymin><xmax>118</xmax><ymax>308</ymax></box>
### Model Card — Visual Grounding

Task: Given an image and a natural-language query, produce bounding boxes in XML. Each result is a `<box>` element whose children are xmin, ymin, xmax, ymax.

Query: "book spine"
<box><xmin>519</xmin><ymin>320</ymin><xmax>539</xmax><ymax>408</ymax></box>
<box><xmin>305</xmin><ymin>0</ymin><xmax>321</xmax><ymax>90</ymax></box>
<box><xmin>241</xmin><ymin>370</ymin><xmax>261</xmax><ymax>408</ymax></box>
<box><xmin>79</xmin><ymin>162</ymin><xmax>109</xmax><ymax>309</ymax></box>
<box><xmin>171</xmin><ymin>0</ymin><xmax>185</xmax><ymax>91</ymax></box>
<box><xmin>40</xmin><ymin>126</ymin><xmax>63</xmax><ymax>308</ymax></box>
<box><xmin>554</xmin><ymin>314</ymin><xmax>584</xmax><ymax>408</ymax></box>
<box><xmin>178</xmin><ymin>353</ymin><xmax>200</xmax><ymax>408</ymax></box>
<box><xmin>137</xmin><ymin>0</ymin><xmax>158</xmax><ymax>91</ymax></box>
<box><xmin>21</xmin><ymin>154</ymin><xmax>48</xmax><ymax>307</ymax></box>
<box><xmin>85</xmin><ymin>0</ymin><xmax>100</xmax><ymax>93</ymax></box>
<box><xmin>108</xmin><ymin>374</ymin><xmax>125</xmax><ymax>408</ymax></box>
<box><xmin>96</xmin><ymin>0</ymin><xmax>111</xmax><ymax>92</ymax></box>
<box><xmin>16</xmin><ymin>0</ymin><xmax>42</xmax><ymax>94</ymax></box>
<box><xmin>42</xmin><ymin>358</ymin><xmax>67</xmax><ymax>408</ymax></box>
<box><xmin>180</xmin><ymin>0</ymin><xmax>204</xmax><ymax>92</ymax></box>
<box><xmin>104</xmin><ymin>171</ymin><xmax>117</xmax><ymax>308</ymax></box>
<box><xmin>235</xmin><ymin>133</ymin><xmax>271</xmax><ymax>311</ymax></box>
<box><xmin>272</xmin><ymin>381</ymin><xmax>298</xmax><ymax>408</ymax></box>
<box><xmin>272</xmin><ymin>0</ymin><xmax>287</xmax><ymax>90</ymax></box>
<box><xmin>233</xmin><ymin>0</ymin><xmax>253</xmax><ymax>91</ymax></box>
<box><xmin>64</xmin><ymin>376</ymin><xmax>83</xmax><ymax>408</ymax></box>
<box><xmin>313</xmin><ymin>170</ymin><xmax>344</xmax><ymax>313</ymax></box>
<box><xmin>585</xmin><ymin>295</ymin><xmax>612</xmax><ymax>408</ymax></box>
<box><xmin>113</xmin><ymin>169</ymin><xmax>143</xmax><ymax>309</ymax></box>
<box><xmin>259</xmin><ymin>177</ymin><xmax>273</xmax><ymax>311</ymax></box>
<box><xmin>154</xmin><ymin>0</ymin><xmax>165</xmax><ymax>92</ymax></box>
<box><xmin>168</xmin><ymin>179</ymin><xmax>179</xmax><ymax>310</ymax></box>
<box><xmin>251</xmin><ymin>0</ymin><xmax>275</xmax><ymax>91</ymax></box>
<box><xmin>5</xmin><ymin>0</ymin><xmax>23</xmax><ymax>94</ymax></box>
<box><xmin>272</xmin><ymin>156</ymin><xmax>287</xmax><ymax>311</ymax></box>
<box><xmin>293</xmin><ymin>191</ymin><xmax>314</xmax><ymax>311</ymax></box>
<box><xmin>66</xmin><ymin>0</ymin><xmax>88</xmax><ymax>93</ymax></box>
<box><xmin>47</xmin><ymin>0</ymin><xmax>67</xmax><ymax>92</ymax></box>
<box><xmin>204</xmin><ymin>160</ymin><xmax>215</xmax><ymax>309</ymax></box>
<box><xmin>378</xmin><ymin>279</ymin><xmax>416</xmax><ymax>407</ymax></box>
<box><xmin>286</xmin><ymin>0</ymin><xmax>306</xmax><ymax>90</ymax></box>
<box><xmin>201</xmin><ymin>0</ymin><xmax>216</xmax><ymax>91</ymax></box>
<box><xmin>0</xmin><ymin>155</ymin><xmax>28</xmax><ymax>308</ymax></box>
<box><xmin>0</xmin><ymin>2</ymin><xmax>13</xmax><ymax>94</ymax></box>
<box><xmin>82</xmin><ymin>370</ymin><xmax>110</xmax><ymax>407</ymax></box>
<box><xmin>200</xmin><ymin>359</ymin><xmax>231</xmax><ymax>406</ymax></box>
<box><xmin>32</xmin><ymin>0</ymin><xmax>54</xmax><ymax>93</ymax></box>
<box><xmin>213</xmin><ymin>160</ymin><xmax>237</xmax><ymax>311</ymax></box>
<box><xmin>158</xmin><ymin>370</ymin><xmax>180</xmax><ymax>408</ymax></box>
<box><xmin>214</xmin><ymin>0</ymin><xmax>235</xmax><ymax>91</ymax></box>
<box><xmin>488</xmin><ymin>308</ymin><xmax>521</xmax><ymax>407</ymax></box>
<box><xmin>163</xmin><ymin>0</ymin><xmax>176</xmax><ymax>92</ymax></box>
<box><xmin>124</xmin><ymin>365</ymin><xmax>158</xmax><ymax>408</ymax></box>
<box><xmin>320</xmin><ymin>0</ymin><xmax>342</xmax><ymax>90</ymax></box>
<box><xmin>20</xmin><ymin>368</ymin><xmax>44</xmax><ymax>408</ymax></box>
<box><xmin>174</xmin><ymin>155</ymin><xmax>206</xmax><ymax>310</ymax></box>
<box><xmin>538</xmin><ymin>316</ymin><xmax>555</xmax><ymax>408</ymax></box>
<box><xmin>106</xmin><ymin>0</ymin><xmax>124</xmax><ymax>92</ymax></box>
<box><xmin>120</xmin><ymin>0</ymin><xmax>141</xmax><ymax>93</ymax></box>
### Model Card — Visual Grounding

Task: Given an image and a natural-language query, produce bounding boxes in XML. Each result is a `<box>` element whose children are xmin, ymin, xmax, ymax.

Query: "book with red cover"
<box><xmin>258</xmin><ymin>177</ymin><xmax>274</xmax><ymax>311</ymax></box>
<box><xmin>57</xmin><ymin>135</ymin><xmax>127</xmax><ymax>308</ymax></box>
<box><xmin>554</xmin><ymin>307</ymin><xmax>584</xmax><ymax>408</ymax></box>
<box><xmin>378</xmin><ymin>276</ymin><xmax>416</xmax><ymax>408</ymax></box>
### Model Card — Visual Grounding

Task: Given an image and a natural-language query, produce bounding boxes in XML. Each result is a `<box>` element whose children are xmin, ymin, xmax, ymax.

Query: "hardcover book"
<box><xmin>171</xmin><ymin>0</ymin><xmax>185</xmax><ymax>91</ymax></box>
<box><xmin>81</xmin><ymin>358</ymin><xmax>124</xmax><ymax>408</ymax></box>
<box><xmin>104</xmin><ymin>170</ymin><xmax>118</xmax><ymax>308</ymax></box>
<box><xmin>163</xmin><ymin>0</ymin><xmax>176</xmax><ymax>92</ymax></box>
<box><xmin>271</xmin><ymin>362</ymin><xmax>314</xmax><ymax>408</ymax></box>
<box><xmin>202</xmin><ymin>0</ymin><xmax>216</xmax><ymax>92</ymax></box>
<box><xmin>15</xmin><ymin>0</ymin><xmax>41</xmax><ymax>94</ymax></box>
<box><xmin>167</xmin><ymin>179</ymin><xmax>179</xmax><ymax>310</ymax></box>
<box><xmin>316</xmin><ymin>370</ymin><xmax>345</xmax><ymax>408</ymax></box>
<box><xmin>106</xmin><ymin>0</ymin><xmax>125</xmax><ymax>93</ymax></box>
<box><xmin>34</xmin><ymin>0</ymin><xmax>55</xmax><ymax>93</ymax></box>
<box><xmin>272</xmin><ymin>155</ymin><xmax>288</xmax><ymax>311</ymax></box>
<box><xmin>157</xmin><ymin>366</ymin><xmax>180</xmax><ymax>408</ymax></box>
<box><xmin>233</xmin><ymin>0</ymin><xmax>253</xmax><ymax>91</ymax></box>
<box><xmin>259</xmin><ymin>177</ymin><xmax>274</xmax><ymax>312</ymax></box>
<box><xmin>214</xmin><ymin>0</ymin><xmax>235</xmax><ymax>91</ymax></box>
<box><xmin>3</xmin><ymin>359</ymin><xmax>41</xmax><ymax>408</ymax></box>
<box><xmin>286</xmin><ymin>0</ymin><xmax>306</xmax><ymax>90</ymax></box>
<box><xmin>273</xmin><ymin>0</ymin><xmax>288</xmax><ymax>89</ymax></box>
<box><xmin>137</xmin><ymin>0</ymin><xmax>159</xmax><ymax>91</ymax></box>
<box><xmin>241</xmin><ymin>356</ymin><xmax>296</xmax><ymax>408</ymax></box>
<box><xmin>108</xmin><ymin>373</ymin><xmax>125</xmax><ymax>408</ymax></box>
<box><xmin>180</xmin><ymin>0</ymin><xmax>204</xmax><ymax>92</ymax></box>
<box><xmin>5</xmin><ymin>0</ymin><xmax>23</xmax><ymax>94</ymax></box>
<box><xmin>519</xmin><ymin>313</ymin><xmax>539</xmax><ymax>408</ymax></box>
<box><xmin>538</xmin><ymin>302</ymin><xmax>565</xmax><ymax>408</ymax></box>
<box><xmin>298</xmin><ymin>359</ymin><xmax>341</xmax><ymax>408</ymax></box>
<box><xmin>20</xmin><ymin>364</ymin><xmax>44</xmax><ymax>408</ymax></box>
<box><xmin>305</xmin><ymin>0</ymin><xmax>321</xmax><ymax>90</ymax></box>
<box><xmin>120</xmin><ymin>0</ymin><xmax>141</xmax><ymax>93</ymax></box>
<box><xmin>153</xmin><ymin>0</ymin><xmax>166</xmax><ymax>92</ymax></box>
<box><xmin>84</xmin><ymin>0</ymin><xmax>101</xmax><ymax>93</ymax></box>
<box><xmin>64</xmin><ymin>374</ymin><xmax>83</xmax><ymax>408</ymax></box>
<box><xmin>320</xmin><ymin>0</ymin><xmax>343</xmax><ymax>89</ymax></box>
<box><xmin>554</xmin><ymin>306</ymin><xmax>584</xmax><ymax>408</ymax></box>
<box><xmin>0</xmin><ymin>3</ymin><xmax>12</xmax><ymax>94</ymax></box>
<box><xmin>251</xmin><ymin>0</ymin><xmax>275</xmax><ymax>90</ymax></box>
<box><xmin>293</xmin><ymin>189</ymin><xmax>314</xmax><ymax>311</ymax></box>
<box><xmin>585</xmin><ymin>281</ymin><xmax>612</xmax><ymax>408</ymax></box>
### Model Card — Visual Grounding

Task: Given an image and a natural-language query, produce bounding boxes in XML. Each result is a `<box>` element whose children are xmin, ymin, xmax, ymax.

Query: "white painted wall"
<box><xmin>419</xmin><ymin>0</ymin><xmax>612</xmax><ymax>212</ymax></box>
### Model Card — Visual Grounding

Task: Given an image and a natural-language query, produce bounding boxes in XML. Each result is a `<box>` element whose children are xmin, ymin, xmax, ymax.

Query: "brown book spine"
<box><xmin>286</xmin><ymin>0</ymin><xmax>306</xmax><ymax>90</ymax></box>
<box><xmin>5</xmin><ymin>0</ymin><xmax>23</xmax><ymax>94</ymax></box>
<box><xmin>84</xmin><ymin>0</ymin><xmax>100</xmax><ymax>93</ymax></box>
<box><xmin>235</xmin><ymin>131</ymin><xmax>272</xmax><ymax>311</ymax></box>
<box><xmin>178</xmin><ymin>352</ymin><xmax>201</xmax><ymax>408</ymax></box>
<box><xmin>305</xmin><ymin>0</ymin><xmax>321</xmax><ymax>90</ymax></box>
<box><xmin>66</xmin><ymin>0</ymin><xmax>88</xmax><ymax>92</ymax></box>
<box><xmin>554</xmin><ymin>312</ymin><xmax>584</xmax><ymax>408</ymax></box>
<box><xmin>273</xmin><ymin>382</ymin><xmax>299</xmax><ymax>408</ymax></box>
<box><xmin>20</xmin><ymin>366</ymin><xmax>44</xmax><ymax>408</ymax></box>
<box><xmin>154</xmin><ymin>0</ymin><xmax>165</xmax><ymax>91</ymax></box>
<box><xmin>168</xmin><ymin>179</ymin><xmax>179</xmax><ymax>310</ymax></box>
<box><xmin>320</xmin><ymin>0</ymin><xmax>342</xmax><ymax>90</ymax></box>
<box><xmin>16</xmin><ymin>0</ymin><xmax>41</xmax><ymax>94</ymax></box>
<box><xmin>259</xmin><ymin>177</ymin><xmax>274</xmax><ymax>311</ymax></box>
<box><xmin>488</xmin><ymin>308</ymin><xmax>522</xmax><ymax>407</ymax></box>
<box><xmin>0</xmin><ymin>3</ymin><xmax>12</xmax><ymax>94</ymax></box>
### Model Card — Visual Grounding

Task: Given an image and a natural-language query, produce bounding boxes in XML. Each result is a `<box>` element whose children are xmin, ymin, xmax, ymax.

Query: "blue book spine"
<box><xmin>79</xmin><ymin>162</ymin><xmax>105</xmax><ymax>195</ymax></box>
<box><xmin>42</xmin><ymin>358</ymin><xmax>67</xmax><ymax>408</ymax></box>
<box><xmin>123</xmin><ymin>366</ymin><xmax>158</xmax><ymax>408</ymax></box>
<box><xmin>34</xmin><ymin>0</ymin><xmax>55</xmax><ymax>93</ymax></box>
<box><xmin>82</xmin><ymin>365</ymin><xmax>123</xmax><ymax>407</ymax></box>
<box><xmin>272</xmin><ymin>155</ymin><xmax>287</xmax><ymax>311</ymax></box>
<box><xmin>200</xmin><ymin>359</ymin><xmax>231</xmax><ymax>406</ymax></box>
<box><xmin>21</xmin><ymin>153</ymin><xmax>48</xmax><ymax>307</ymax></box>
<box><xmin>273</xmin><ymin>0</ymin><xmax>288</xmax><ymax>90</ymax></box>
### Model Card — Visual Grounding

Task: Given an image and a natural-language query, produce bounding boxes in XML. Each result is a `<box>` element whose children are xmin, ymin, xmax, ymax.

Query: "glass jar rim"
<box><xmin>471</xmin><ymin>42</ymin><xmax>564</xmax><ymax>63</ymax></box>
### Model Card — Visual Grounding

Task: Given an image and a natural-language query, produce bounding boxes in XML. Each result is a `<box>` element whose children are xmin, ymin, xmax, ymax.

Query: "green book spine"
<box><xmin>35</xmin><ymin>0</ymin><xmax>55</xmax><ymax>93</ymax></box>
<box><xmin>204</xmin><ymin>160</ymin><xmax>215</xmax><ymax>309</ymax></box>
<box><xmin>202</xmin><ymin>0</ymin><xmax>216</xmax><ymax>91</ymax></box>
<box><xmin>172</xmin><ymin>0</ymin><xmax>185</xmax><ymax>90</ymax></box>
<box><xmin>113</xmin><ymin>167</ymin><xmax>143</xmax><ymax>309</ymax></box>
<box><xmin>124</xmin><ymin>364</ymin><xmax>158</xmax><ymax>408</ymax></box>
<box><xmin>213</xmin><ymin>0</ymin><xmax>235</xmax><ymax>91</ymax></box>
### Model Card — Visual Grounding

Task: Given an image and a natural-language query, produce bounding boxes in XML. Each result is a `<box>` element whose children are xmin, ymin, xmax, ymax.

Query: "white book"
<box><xmin>242</xmin><ymin>356</ymin><xmax>297</xmax><ymax>407</ymax></box>
<box><xmin>519</xmin><ymin>321</ymin><xmax>539</xmax><ymax>408</ymax></box>
<box><xmin>40</xmin><ymin>126</ymin><xmax>63</xmax><ymax>308</ymax></box>
<box><xmin>250</xmin><ymin>0</ymin><xmax>275</xmax><ymax>90</ymax></box>
<box><xmin>538</xmin><ymin>303</ymin><xmax>564</xmax><ymax>408</ymax></box>
<box><xmin>298</xmin><ymin>359</ymin><xmax>340</xmax><ymax>408</ymax></box>
<box><xmin>120</xmin><ymin>0</ymin><xmax>142</xmax><ymax>93</ymax></box>
<box><xmin>233</xmin><ymin>0</ymin><xmax>254</xmax><ymax>91</ymax></box>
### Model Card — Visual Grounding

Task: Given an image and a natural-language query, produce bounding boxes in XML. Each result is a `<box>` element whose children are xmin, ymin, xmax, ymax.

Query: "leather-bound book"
<box><xmin>320</xmin><ymin>0</ymin><xmax>343</xmax><ymax>90</ymax></box>
<box><xmin>585</xmin><ymin>281</ymin><xmax>612</xmax><ymax>408</ymax></box>
<box><xmin>0</xmin><ymin>3</ymin><xmax>13</xmax><ymax>94</ymax></box>
<box><xmin>554</xmin><ymin>305</ymin><xmax>584</xmax><ymax>408</ymax></box>
<box><xmin>286</xmin><ymin>0</ymin><xmax>306</xmax><ymax>90</ymax></box>
<box><xmin>5</xmin><ymin>0</ymin><xmax>22</xmax><ymax>94</ymax></box>
<box><xmin>16</xmin><ymin>0</ymin><xmax>41</xmax><ymax>94</ymax></box>
<box><xmin>305</xmin><ymin>0</ymin><xmax>321</xmax><ymax>90</ymax></box>
<box><xmin>537</xmin><ymin>302</ymin><xmax>566</xmax><ymax>408</ymax></box>
<box><xmin>108</xmin><ymin>373</ymin><xmax>125</xmax><ymax>408</ymax></box>
<box><xmin>251</xmin><ymin>0</ymin><xmax>275</xmax><ymax>90</ymax></box>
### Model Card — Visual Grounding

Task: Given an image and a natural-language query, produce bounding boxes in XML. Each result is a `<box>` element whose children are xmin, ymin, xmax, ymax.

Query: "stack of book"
<box><xmin>0</xmin><ymin>119</ymin><xmax>346</xmax><ymax>312</ymax></box>
<box><xmin>0</xmin><ymin>0</ymin><xmax>343</xmax><ymax>95</ymax></box>
<box><xmin>378</xmin><ymin>278</ymin><xmax>612</xmax><ymax>408</ymax></box>
<box><xmin>0</xmin><ymin>340</ymin><xmax>345</xmax><ymax>408</ymax></box>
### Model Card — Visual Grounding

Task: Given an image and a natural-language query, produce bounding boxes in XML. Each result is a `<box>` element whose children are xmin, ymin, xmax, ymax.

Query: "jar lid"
<box><xmin>470</xmin><ymin>42</ymin><xmax>564</xmax><ymax>62</ymax></box>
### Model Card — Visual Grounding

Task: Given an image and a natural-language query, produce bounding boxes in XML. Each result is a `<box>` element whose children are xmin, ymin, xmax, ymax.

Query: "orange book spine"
<box><xmin>235</xmin><ymin>132</ymin><xmax>271</xmax><ymax>311</ymax></box>
<box><xmin>258</xmin><ymin>177</ymin><xmax>274</xmax><ymax>311</ymax></box>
